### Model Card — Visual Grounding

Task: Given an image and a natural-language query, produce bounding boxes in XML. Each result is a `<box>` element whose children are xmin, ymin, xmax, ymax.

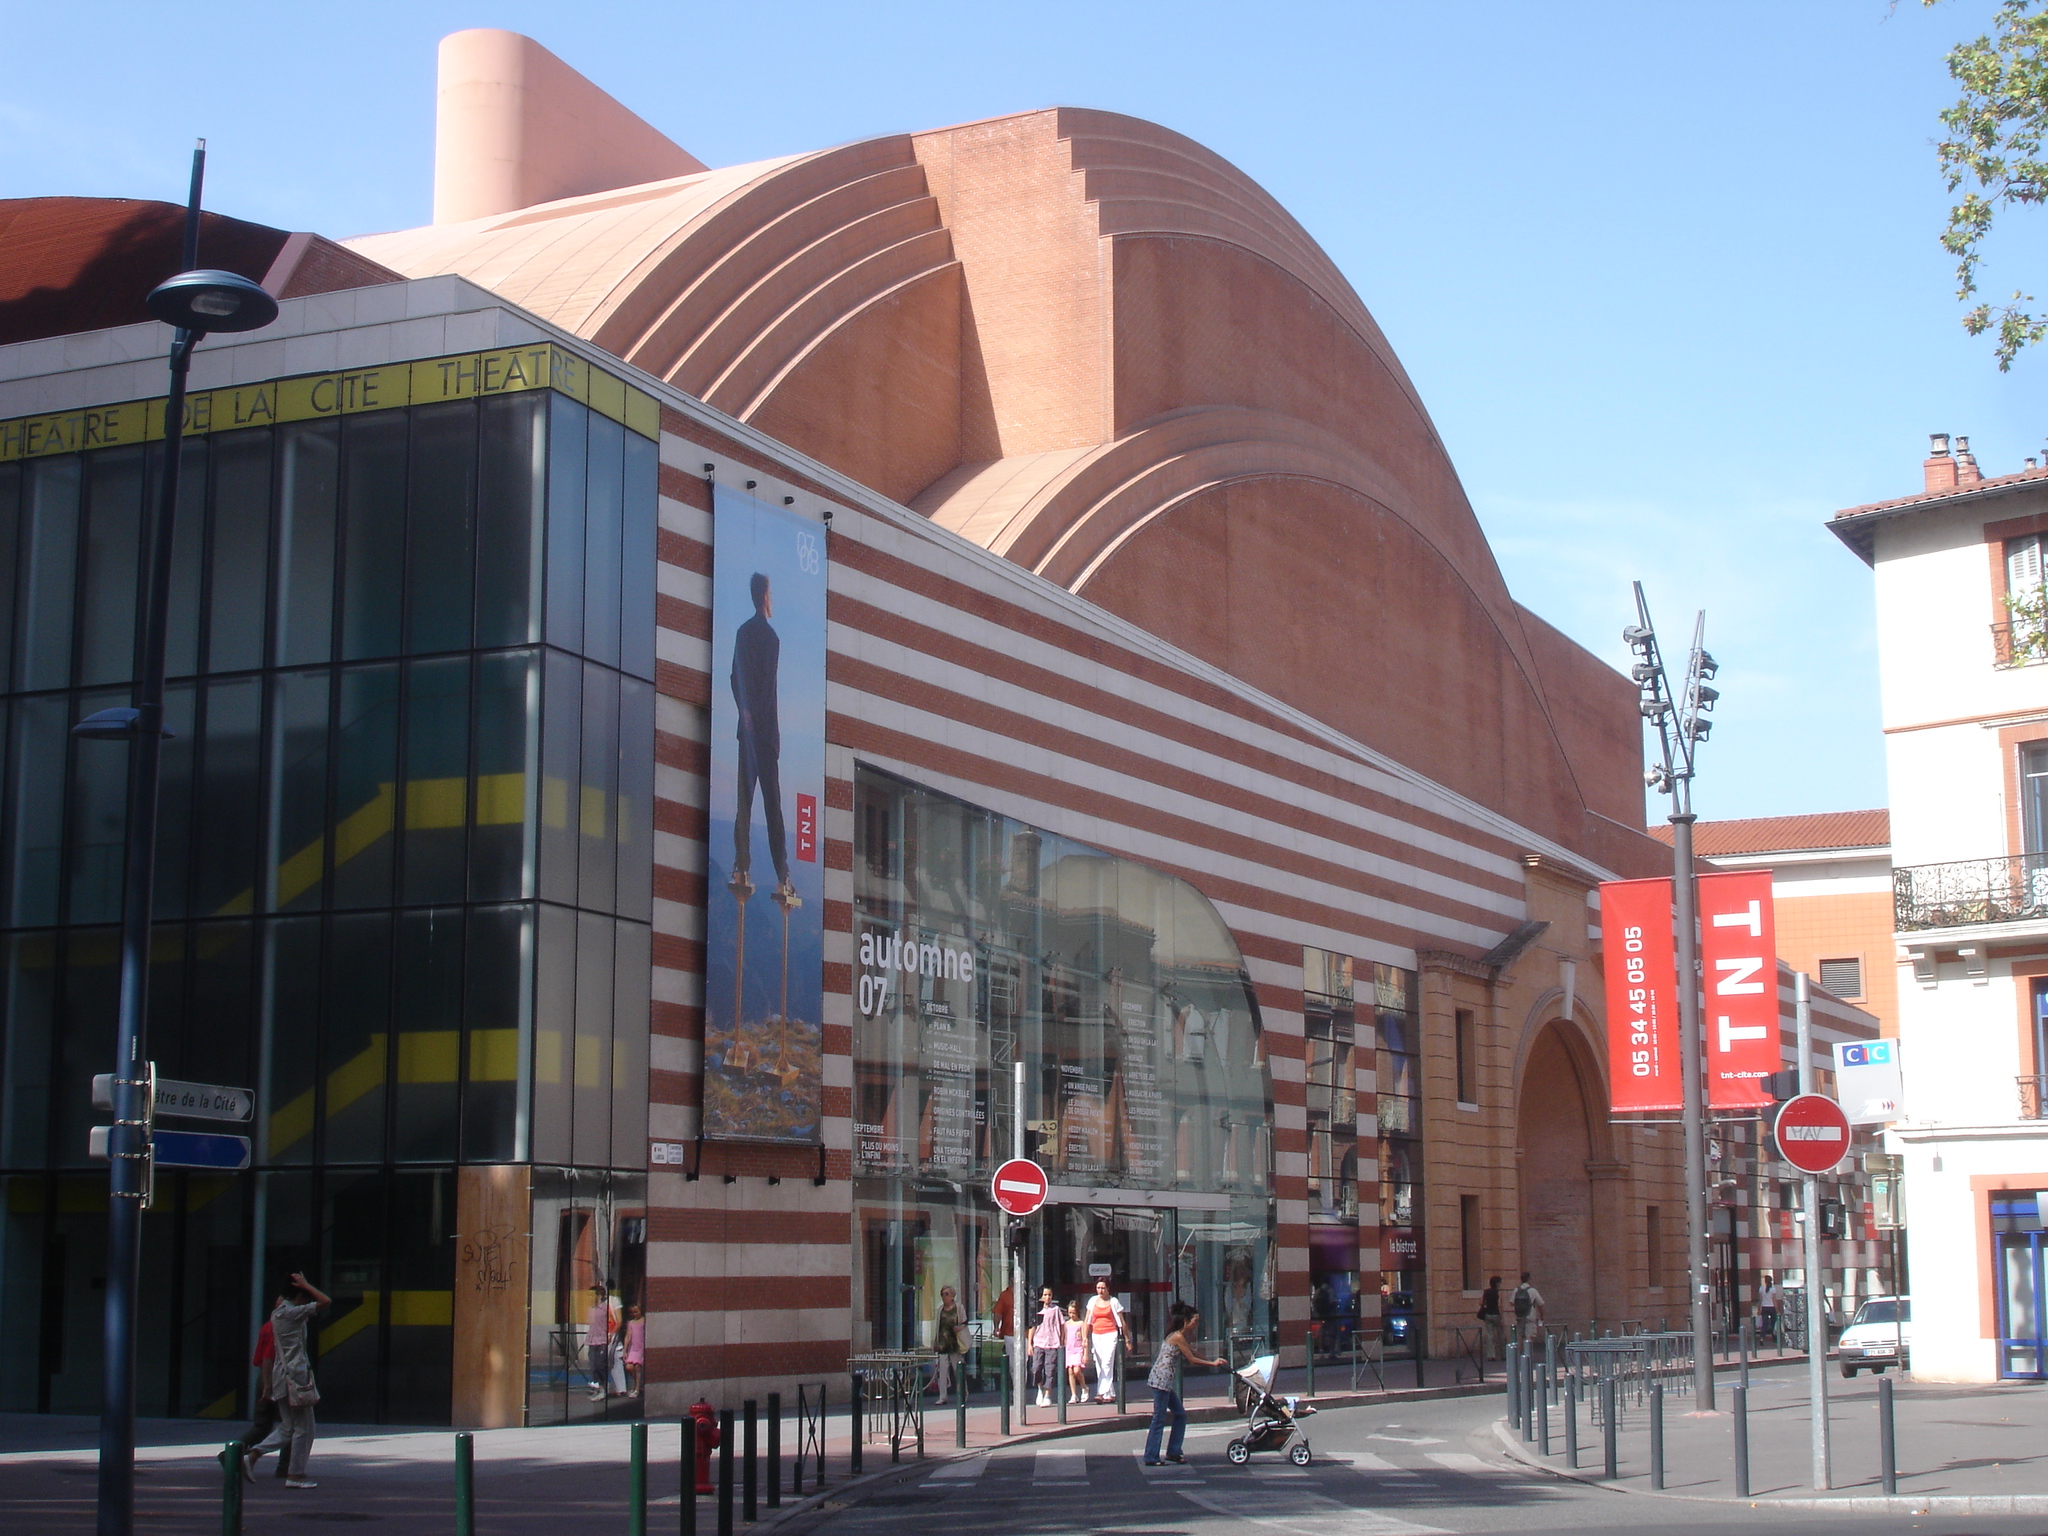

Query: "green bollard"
<box><xmin>455</xmin><ymin>1432</ymin><xmax>475</xmax><ymax>1536</ymax></box>
<box><xmin>681</xmin><ymin>1416</ymin><xmax>698</xmax><ymax>1536</ymax></box>
<box><xmin>955</xmin><ymin>1387</ymin><xmax>967</xmax><ymax>1449</ymax></box>
<box><xmin>1000</xmin><ymin>1358</ymin><xmax>1011</xmax><ymax>1436</ymax></box>
<box><xmin>630</xmin><ymin>1421</ymin><xmax>648</xmax><ymax>1536</ymax></box>
<box><xmin>1305</xmin><ymin>1327</ymin><xmax>1316</xmax><ymax>1398</ymax></box>
<box><xmin>219</xmin><ymin>1442</ymin><xmax>243</xmax><ymax>1536</ymax></box>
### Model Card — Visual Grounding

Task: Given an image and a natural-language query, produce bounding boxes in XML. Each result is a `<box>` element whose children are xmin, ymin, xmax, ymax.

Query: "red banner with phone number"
<box><xmin>1600</xmin><ymin>878</ymin><xmax>1682</xmax><ymax>1112</ymax></box>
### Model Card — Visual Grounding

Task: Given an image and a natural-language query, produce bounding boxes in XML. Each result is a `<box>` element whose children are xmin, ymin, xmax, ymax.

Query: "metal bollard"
<box><xmin>1305</xmin><ymin>1327</ymin><xmax>1316</xmax><ymax>1398</ymax></box>
<box><xmin>718</xmin><ymin>1409</ymin><xmax>735</xmax><ymax>1536</ymax></box>
<box><xmin>1507</xmin><ymin>1343</ymin><xmax>1521</xmax><ymax>1428</ymax></box>
<box><xmin>1650</xmin><ymin>1383</ymin><xmax>1664</xmax><ymax>1491</ymax></box>
<box><xmin>767</xmin><ymin>1392</ymin><xmax>781</xmax><ymax>1509</ymax></box>
<box><xmin>1058</xmin><ymin>1352</ymin><xmax>1068</xmax><ymax>1424</ymax></box>
<box><xmin>1740</xmin><ymin>1319</ymin><xmax>1751</xmax><ymax>1390</ymax></box>
<box><xmin>1538</xmin><ymin>1373</ymin><xmax>1549</xmax><ymax>1455</ymax></box>
<box><xmin>1545</xmin><ymin>1334</ymin><xmax>1558</xmax><ymax>1402</ymax></box>
<box><xmin>743</xmin><ymin>1400</ymin><xmax>758</xmax><ymax>1522</ymax></box>
<box><xmin>681</xmin><ymin>1417</ymin><xmax>698</xmax><ymax>1536</ymax></box>
<box><xmin>219</xmin><ymin>1442</ymin><xmax>243</xmax><ymax>1536</ymax></box>
<box><xmin>631</xmin><ymin>1421</ymin><xmax>649</xmax><ymax>1536</ymax></box>
<box><xmin>1116</xmin><ymin>1338</ymin><xmax>1126</xmax><ymax>1414</ymax></box>
<box><xmin>1601</xmin><ymin>1376</ymin><xmax>1618</xmax><ymax>1480</ymax></box>
<box><xmin>455</xmin><ymin>1433</ymin><xmax>475</xmax><ymax>1536</ymax></box>
<box><xmin>1415</xmin><ymin>1343</ymin><xmax>1425</xmax><ymax>1389</ymax></box>
<box><xmin>1732</xmin><ymin>1385</ymin><xmax>1750</xmax><ymax>1497</ymax></box>
<box><xmin>1565</xmin><ymin>1376</ymin><xmax>1579</xmax><ymax>1469</ymax></box>
<box><xmin>917</xmin><ymin>1376</ymin><xmax>926</xmax><ymax>1459</ymax></box>
<box><xmin>851</xmin><ymin>1374</ymin><xmax>864</xmax><ymax>1475</ymax></box>
<box><xmin>1000</xmin><ymin>1358</ymin><xmax>1011</xmax><ymax>1436</ymax></box>
<box><xmin>1879</xmin><ymin>1376</ymin><xmax>1897</xmax><ymax>1495</ymax></box>
<box><xmin>957</xmin><ymin>1386</ymin><xmax>967</xmax><ymax>1448</ymax></box>
<box><xmin>1522</xmin><ymin>1349</ymin><xmax>1537</xmax><ymax>1443</ymax></box>
<box><xmin>816</xmin><ymin>1382</ymin><xmax>828</xmax><ymax>1489</ymax></box>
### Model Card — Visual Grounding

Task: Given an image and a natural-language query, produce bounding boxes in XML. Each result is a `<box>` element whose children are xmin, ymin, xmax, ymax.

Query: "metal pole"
<box><xmin>681</xmin><ymin>1417</ymin><xmax>697</xmax><ymax>1536</ymax></box>
<box><xmin>99</xmin><ymin>153</ymin><xmax>208</xmax><ymax>1536</ymax></box>
<box><xmin>718</xmin><ymin>1410</ymin><xmax>735</xmax><ymax>1536</ymax></box>
<box><xmin>1740</xmin><ymin>1317</ymin><xmax>1750</xmax><ymax>1390</ymax></box>
<box><xmin>1650</xmin><ymin>1384</ymin><xmax>1664</xmax><ymax>1490</ymax></box>
<box><xmin>1672</xmin><ymin>811</ymin><xmax>1714</xmax><ymax>1412</ymax></box>
<box><xmin>956</xmin><ymin>1387</ymin><xmax>967</xmax><ymax>1448</ymax></box>
<box><xmin>816</xmin><ymin>1382</ymin><xmax>827</xmax><ymax>1489</ymax></box>
<box><xmin>1522</xmin><ymin>1349</ymin><xmax>1536</xmax><ymax>1443</ymax></box>
<box><xmin>850</xmin><ymin>1377</ymin><xmax>863</xmax><ymax>1475</ymax></box>
<box><xmin>1798</xmin><ymin>972</ymin><xmax>1831</xmax><ymax>1491</ymax></box>
<box><xmin>455</xmin><ymin>1433</ymin><xmax>474</xmax><ymax>1536</ymax></box>
<box><xmin>1507</xmin><ymin>1342</ymin><xmax>1520</xmax><ymax>1428</ymax></box>
<box><xmin>999</xmin><ymin>1355</ymin><xmax>1010</xmax><ymax>1436</ymax></box>
<box><xmin>766</xmin><ymin>1393</ymin><xmax>780</xmax><ymax>1509</ymax></box>
<box><xmin>1732</xmin><ymin>1385</ymin><xmax>1749</xmax><ymax>1497</ymax></box>
<box><xmin>1879</xmin><ymin>1375</ymin><xmax>1896</xmax><ymax>1495</ymax></box>
<box><xmin>1305</xmin><ymin>1326</ymin><xmax>1316</xmax><ymax>1398</ymax></box>
<box><xmin>1538</xmin><ymin>1373</ymin><xmax>1549</xmax><ymax>1455</ymax></box>
<box><xmin>743</xmin><ymin>1400</ymin><xmax>757</xmax><ymax>1522</ymax></box>
<box><xmin>1565</xmin><ymin>1374</ymin><xmax>1579</xmax><ymax>1469</ymax></box>
<box><xmin>631</xmin><ymin>1421</ymin><xmax>649</xmax><ymax>1536</ymax></box>
<box><xmin>1013</xmin><ymin>1060</ymin><xmax>1028</xmax><ymax>1423</ymax></box>
<box><xmin>1601</xmin><ymin>1376</ymin><xmax>1618</xmax><ymax>1479</ymax></box>
<box><xmin>1115</xmin><ymin>1336</ymin><xmax>1126</xmax><ymax>1414</ymax></box>
<box><xmin>218</xmin><ymin>1443</ymin><xmax>242</xmax><ymax>1536</ymax></box>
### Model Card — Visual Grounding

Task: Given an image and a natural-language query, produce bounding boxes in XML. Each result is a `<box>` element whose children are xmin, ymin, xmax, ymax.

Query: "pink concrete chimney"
<box><xmin>433</xmin><ymin>30</ymin><xmax>708</xmax><ymax>225</ymax></box>
<box><xmin>1925</xmin><ymin>432</ymin><xmax>1957</xmax><ymax>493</ymax></box>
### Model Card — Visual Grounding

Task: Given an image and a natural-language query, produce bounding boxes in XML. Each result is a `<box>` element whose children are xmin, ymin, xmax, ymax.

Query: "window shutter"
<box><xmin>2009</xmin><ymin>534</ymin><xmax>2043</xmax><ymax>596</ymax></box>
<box><xmin>1818</xmin><ymin>957</ymin><xmax>1863</xmax><ymax>999</ymax></box>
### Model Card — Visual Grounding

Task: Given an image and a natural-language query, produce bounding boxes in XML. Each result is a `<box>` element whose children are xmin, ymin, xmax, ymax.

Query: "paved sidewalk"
<box><xmin>1496</xmin><ymin>1360</ymin><xmax>2048</xmax><ymax>1515</ymax></box>
<box><xmin>0</xmin><ymin>1359</ymin><xmax>1493</xmax><ymax>1535</ymax></box>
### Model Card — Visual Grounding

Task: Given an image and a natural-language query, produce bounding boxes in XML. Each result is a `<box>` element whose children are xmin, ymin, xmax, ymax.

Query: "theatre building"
<box><xmin>0</xmin><ymin>31</ymin><xmax>1846</xmax><ymax>1425</ymax></box>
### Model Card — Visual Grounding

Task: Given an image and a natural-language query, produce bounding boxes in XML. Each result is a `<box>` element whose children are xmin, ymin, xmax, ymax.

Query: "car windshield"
<box><xmin>1852</xmin><ymin>1299</ymin><xmax>1910</xmax><ymax>1326</ymax></box>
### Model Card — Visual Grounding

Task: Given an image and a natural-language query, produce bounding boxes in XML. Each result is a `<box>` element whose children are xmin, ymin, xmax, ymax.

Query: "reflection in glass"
<box><xmin>476</xmin><ymin>394</ymin><xmax>544</xmax><ymax>649</ymax></box>
<box><xmin>538</xmin><ymin>652</ymin><xmax>580</xmax><ymax>907</ymax></box>
<box><xmin>332</xmin><ymin>665</ymin><xmax>399</xmax><ymax>909</ymax></box>
<box><xmin>532</xmin><ymin>903</ymin><xmax>575</xmax><ymax>1166</ymax></box>
<box><xmin>578</xmin><ymin>664</ymin><xmax>618</xmax><ymax>914</ymax></box>
<box><xmin>572</xmin><ymin>912</ymin><xmax>614</xmax><ymax>1169</ymax></box>
<box><xmin>0</xmin><ymin>464</ymin><xmax>21</xmax><ymax>689</ymax></box>
<box><xmin>161</xmin><ymin>438</ymin><xmax>206</xmax><ymax>679</ymax></box>
<box><xmin>276</xmin><ymin>422</ymin><xmax>338</xmax><ymax>667</ymax></box>
<box><xmin>260</xmin><ymin>917</ymin><xmax>321</xmax><ymax>1165</ymax></box>
<box><xmin>67</xmin><ymin>688</ymin><xmax>130</xmax><ymax>925</ymax></box>
<box><xmin>406</xmin><ymin>403</ymin><xmax>477</xmax><ymax>656</ymax></box>
<box><xmin>402</xmin><ymin>657</ymin><xmax>469</xmax><ymax>905</ymax></box>
<box><xmin>544</xmin><ymin>395</ymin><xmax>587</xmax><ymax>655</ymax></box>
<box><xmin>0</xmin><ymin>933</ymin><xmax>55</xmax><ymax>1167</ymax></box>
<box><xmin>621</xmin><ymin>433</ymin><xmax>656</xmax><ymax>681</ymax></box>
<box><xmin>463</xmin><ymin>904</ymin><xmax>530</xmax><ymax>1162</ymax></box>
<box><xmin>77</xmin><ymin>447</ymin><xmax>143</xmax><ymax>686</ymax></box>
<box><xmin>192</xmin><ymin>679</ymin><xmax>262</xmax><ymax>917</ymax></box>
<box><xmin>471</xmin><ymin>651</ymin><xmax>537</xmax><ymax>902</ymax></box>
<box><xmin>340</xmin><ymin>413</ymin><xmax>406</xmax><ymax>661</ymax></box>
<box><xmin>207</xmin><ymin>431</ymin><xmax>272</xmax><ymax>673</ymax></box>
<box><xmin>6</xmin><ymin>698</ymin><xmax>64</xmax><ymax>926</ymax></box>
<box><xmin>582</xmin><ymin>413</ymin><xmax>624</xmax><ymax>670</ymax></box>
<box><xmin>153</xmin><ymin>686</ymin><xmax>196</xmax><ymax>920</ymax></box>
<box><xmin>266</xmin><ymin>670</ymin><xmax>330</xmax><ymax>912</ymax></box>
<box><xmin>324</xmin><ymin>912</ymin><xmax>392</xmax><ymax>1163</ymax></box>
<box><xmin>394</xmin><ymin>907</ymin><xmax>462</xmax><ymax>1162</ymax></box>
<box><xmin>18</xmin><ymin>457</ymin><xmax>80</xmax><ymax>691</ymax></box>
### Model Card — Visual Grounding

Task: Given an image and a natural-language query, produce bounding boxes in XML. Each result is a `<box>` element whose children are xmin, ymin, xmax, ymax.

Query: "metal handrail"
<box><xmin>2023</xmin><ymin>1074</ymin><xmax>2046</xmax><ymax>1120</ymax></box>
<box><xmin>1895</xmin><ymin>852</ymin><xmax>2048</xmax><ymax>931</ymax></box>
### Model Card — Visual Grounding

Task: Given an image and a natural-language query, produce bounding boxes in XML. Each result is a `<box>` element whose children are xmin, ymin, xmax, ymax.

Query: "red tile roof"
<box><xmin>1646</xmin><ymin>810</ymin><xmax>1889</xmax><ymax>857</ymax></box>
<box><xmin>1829</xmin><ymin>468</ymin><xmax>2048</xmax><ymax>563</ymax></box>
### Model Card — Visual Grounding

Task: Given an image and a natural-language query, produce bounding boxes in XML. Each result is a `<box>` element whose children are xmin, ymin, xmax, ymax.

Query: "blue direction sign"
<box><xmin>152</xmin><ymin>1129</ymin><xmax>251</xmax><ymax>1170</ymax></box>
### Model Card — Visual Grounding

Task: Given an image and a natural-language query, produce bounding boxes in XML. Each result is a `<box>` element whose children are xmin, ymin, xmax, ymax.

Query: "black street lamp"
<box><xmin>91</xmin><ymin>142</ymin><xmax>276</xmax><ymax>1536</ymax></box>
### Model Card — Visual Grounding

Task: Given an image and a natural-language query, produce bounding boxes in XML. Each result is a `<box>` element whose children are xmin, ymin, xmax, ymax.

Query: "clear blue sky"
<box><xmin>1</xmin><ymin>1</ymin><xmax>2027</xmax><ymax>825</ymax></box>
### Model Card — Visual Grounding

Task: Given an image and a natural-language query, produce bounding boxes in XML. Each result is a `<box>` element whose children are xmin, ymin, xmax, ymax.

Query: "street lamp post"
<box><xmin>92</xmin><ymin>142</ymin><xmax>277</xmax><ymax>1536</ymax></box>
<box><xmin>1623</xmin><ymin>582</ymin><xmax>1720</xmax><ymax>1411</ymax></box>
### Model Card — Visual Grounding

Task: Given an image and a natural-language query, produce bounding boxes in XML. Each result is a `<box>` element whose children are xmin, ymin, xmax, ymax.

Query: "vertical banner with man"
<box><xmin>704</xmin><ymin>485</ymin><xmax>826</xmax><ymax>1142</ymax></box>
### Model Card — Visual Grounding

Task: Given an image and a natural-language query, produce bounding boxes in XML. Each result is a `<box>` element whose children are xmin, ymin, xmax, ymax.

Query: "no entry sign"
<box><xmin>1773</xmin><ymin>1093</ymin><xmax>1851</xmax><ymax>1174</ymax></box>
<box><xmin>992</xmin><ymin>1158</ymin><xmax>1050</xmax><ymax>1216</ymax></box>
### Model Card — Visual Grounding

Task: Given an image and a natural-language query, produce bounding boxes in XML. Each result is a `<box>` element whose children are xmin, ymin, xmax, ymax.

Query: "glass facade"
<box><xmin>0</xmin><ymin>384</ymin><xmax>654</xmax><ymax>1423</ymax></box>
<box><xmin>1372</xmin><ymin>964</ymin><xmax>1423</xmax><ymax>1351</ymax></box>
<box><xmin>851</xmin><ymin>766</ymin><xmax>1273</xmax><ymax>1374</ymax></box>
<box><xmin>1303</xmin><ymin>949</ymin><xmax>1357</xmax><ymax>1359</ymax></box>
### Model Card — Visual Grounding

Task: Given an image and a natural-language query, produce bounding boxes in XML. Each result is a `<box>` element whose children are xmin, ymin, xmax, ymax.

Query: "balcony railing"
<box><xmin>2022</xmin><ymin>1074</ymin><xmax>2047</xmax><ymax>1120</ymax></box>
<box><xmin>1994</xmin><ymin>618</ymin><xmax>2048</xmax><ymax>669</ymax></box>
<box><xmin>1895</xmin><ymin>853</ymin><xmax>2048</xmax><ymax>931</ymax></box>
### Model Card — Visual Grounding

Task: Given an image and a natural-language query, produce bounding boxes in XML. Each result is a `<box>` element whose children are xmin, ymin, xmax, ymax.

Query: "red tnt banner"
<box><xmin>1600</xmin><ymin>878</ymin><xmax>1682</xmax><ymax>1112</ymax></box>
<box><xmin>1699</xmin><ymin>870</ymin><xmax>1778</xmax><ymax>1109</ymax></box>
<box><xmin>794</xmin><ymin>792</ymin><xmax>818</xmax><ymax>862</ymax></box>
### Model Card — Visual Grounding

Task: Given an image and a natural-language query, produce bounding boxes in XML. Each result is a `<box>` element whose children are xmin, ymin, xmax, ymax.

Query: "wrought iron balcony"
<box><xmin>2022</xmin><ymin>1074</ymin><xmax>2047</xmax><ymax>1120</ymax></box>
<box><xmin>1995</xmin><ymin>617</ymin><xmax>2048</xmax><ymax>668</ymax></box>
<box><xmin>1895</xmin><ymin>852</ymin><xmax>2048</xmax><ymax>931</ymax></box>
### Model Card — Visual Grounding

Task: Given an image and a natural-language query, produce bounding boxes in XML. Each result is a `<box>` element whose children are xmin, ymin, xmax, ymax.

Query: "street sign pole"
<box><xmin>1796</xmin><ymin>972</ymin><xmax>1830</xmax><ymax>1491</ymax></box>
<box><xmin>1671</xmin><ymin>810</ymin><xmax>1714</xmax><ymax>1411</ymax></box>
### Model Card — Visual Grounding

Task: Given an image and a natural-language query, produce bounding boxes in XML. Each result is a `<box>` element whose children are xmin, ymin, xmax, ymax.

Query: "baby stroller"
<box><xmin>1225</xmin><ymin>1354</ymin><xmax>1316</xmax><ymax>1466</ymax></box>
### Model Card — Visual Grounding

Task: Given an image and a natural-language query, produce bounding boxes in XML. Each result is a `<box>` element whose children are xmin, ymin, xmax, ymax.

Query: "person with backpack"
<box><xmin>1511</xmin><ymin>1272</ymin><xmax>1545</xmax><ymax>1346</ymax></box>
<box><xmin>1476</xmin><ymin>1275</ymin><xmax>1504</xmax><ymax>1361</ymax></box>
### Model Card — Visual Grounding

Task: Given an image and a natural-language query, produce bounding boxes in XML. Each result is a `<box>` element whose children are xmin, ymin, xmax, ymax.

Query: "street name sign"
<box><xmin>992</xmin><ymin>1158</ymin><xmax>1049</xmax><ymax>1216</ymax></box>
<box><xmin>88</xmin><ymin>1127</ymin><xmax>252</xmax><ymax>1171</ymax></box>
<box><xmin>92</xmin><ymin>1072</ymin><xmax>252</xmax><ymax>1123</ymax></box>
<box><xmin>1773</xmin><ymin>1093</ymin><xmax>1851</xmax><ymax>1175</ymax></box>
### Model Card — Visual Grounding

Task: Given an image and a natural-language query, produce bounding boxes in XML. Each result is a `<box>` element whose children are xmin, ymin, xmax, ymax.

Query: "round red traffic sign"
<box><xmin>1774</xmin><ymin>1093</ymin><xmax>1851</xmax><ymax>1174</ymax></box>
<box><xmin>992</xmin><ymin>1158</ymin><xmax>1049</xmax><ymax>1216</ymax></box>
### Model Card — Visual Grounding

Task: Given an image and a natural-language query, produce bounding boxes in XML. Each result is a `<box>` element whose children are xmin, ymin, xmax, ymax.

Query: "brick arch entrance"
<box><xmin>1517</xmin><ymin>1020</ymin><xmax>1601</xmax><ymax>1330</ymax></box>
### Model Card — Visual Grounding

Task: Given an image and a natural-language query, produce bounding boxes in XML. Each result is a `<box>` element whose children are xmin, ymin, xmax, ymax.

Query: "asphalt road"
<box><xmin>784</xmin><ymin>1392</ymin><xmax>2048</xmax><ymax>1536</ymax></box>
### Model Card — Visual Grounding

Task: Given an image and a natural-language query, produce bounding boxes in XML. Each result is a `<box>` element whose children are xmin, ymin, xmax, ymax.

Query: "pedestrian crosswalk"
<box><xmin>914</xmin><ymin>1439</ymin><xmax>1552</xmax><ymax>1499</ymax></box>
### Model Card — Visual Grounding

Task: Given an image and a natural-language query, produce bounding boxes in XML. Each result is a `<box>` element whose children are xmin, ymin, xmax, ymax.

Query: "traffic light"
<box><xmin>1763</xmin><ymin>1069</ymin><xmax>1801</xmax><ymax>1102</ymax></box>
<box><xmin>1818</xmin><ymin>1199</ymin><xmax>1846</xmax><ymax>1238</ymax></box>
<box><xmin>1004</xmin><ymin>1217</ymin><xmax>1028</xmax><ymax>1257</ymax></box>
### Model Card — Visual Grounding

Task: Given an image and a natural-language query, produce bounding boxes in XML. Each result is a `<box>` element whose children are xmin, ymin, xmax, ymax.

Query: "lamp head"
<box><xmin>145</xmin><ymin>269</ymin><xmax>278</xmax><ymax>334</ymax></box>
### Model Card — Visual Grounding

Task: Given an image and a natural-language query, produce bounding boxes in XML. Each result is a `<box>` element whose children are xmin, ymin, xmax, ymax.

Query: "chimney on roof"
<box><xmin>1925</xmin><ymin>432</ymin><xmax>1957</xmax><ymax>494</ymax></box>
<box><xmin>1958</xmin><ymin>434</ymin><xmax>1983</xmax><ymax>485</ymax></box>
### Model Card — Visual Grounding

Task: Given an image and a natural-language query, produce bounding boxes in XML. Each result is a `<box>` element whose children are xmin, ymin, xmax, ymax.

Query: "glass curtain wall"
<box><xmin>852</xmin><ymin>766</ymin><xmax>1273</xmax><ymax>1386</ymax></box>
<box><xmin>1372</xmin><ymin>964</ymin><xmax>1423</xmax><ymax>1352</ymax></box>
<box><xmin>1303</xmin><ymin>948</ymin><xmax>1357</xmax><ymax>1361</ymax></box>
<box><xmin>0</xmin><ymin>387</ymin><xmax>653</xmax><ymax>1424</ymax></box>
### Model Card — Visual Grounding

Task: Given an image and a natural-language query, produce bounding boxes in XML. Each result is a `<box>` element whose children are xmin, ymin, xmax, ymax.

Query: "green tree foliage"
<box><xmin>1933</xmin><ymin>0</ymin><xmax>2048</xmax><ymax>368</ymax></box>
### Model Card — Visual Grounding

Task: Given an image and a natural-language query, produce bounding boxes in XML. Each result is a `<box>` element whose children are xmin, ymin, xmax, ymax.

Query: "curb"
<box><xmin>1490</xmin><ymin>1415</ymin><xmax>2048</xmax><ymax>1516</ymax></box>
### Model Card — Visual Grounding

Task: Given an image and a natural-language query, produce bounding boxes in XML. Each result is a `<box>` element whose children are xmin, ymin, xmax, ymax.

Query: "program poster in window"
<box><xmin>703</xmin><ymin>485</ymin><xmax>826</xmax><ymax>1143</ymax></box>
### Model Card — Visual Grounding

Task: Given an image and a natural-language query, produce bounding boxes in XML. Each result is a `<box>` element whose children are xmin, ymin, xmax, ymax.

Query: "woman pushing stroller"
<box><xmin>1143</xmin><ymin>1302</ymin><xmax>1227</xmax><ymax>1465</ymax></box>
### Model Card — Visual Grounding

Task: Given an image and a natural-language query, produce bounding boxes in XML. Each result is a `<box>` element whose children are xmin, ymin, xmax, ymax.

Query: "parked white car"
<box><xmin>1837</xmin><ymin>1296</ymin><xmax>1910</xmax><ymax>1377</ymax></box>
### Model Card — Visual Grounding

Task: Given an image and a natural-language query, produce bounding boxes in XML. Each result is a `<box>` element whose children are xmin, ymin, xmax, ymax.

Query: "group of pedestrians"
<box><xmin>221</xmin><ymin>1271</ymin><xmax>331</xmax><ymax>1491</ymax></box>
<box><xmin>585</xmin><ymin>1284</ymin><xmax>646</xmax><ymax>1401</ymax></box>
<box><xmin>1027</xmin><ymin>1280</ymin><xmax>1132</xmax><ymax>1406</ymax></box>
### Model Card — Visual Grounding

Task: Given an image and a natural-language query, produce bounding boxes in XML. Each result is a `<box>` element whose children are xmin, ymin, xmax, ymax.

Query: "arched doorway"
<box><xmin>1518</xmin><ymin>1021</ymin><xmax>1599</xmax><ymax>1328</ymax></box>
